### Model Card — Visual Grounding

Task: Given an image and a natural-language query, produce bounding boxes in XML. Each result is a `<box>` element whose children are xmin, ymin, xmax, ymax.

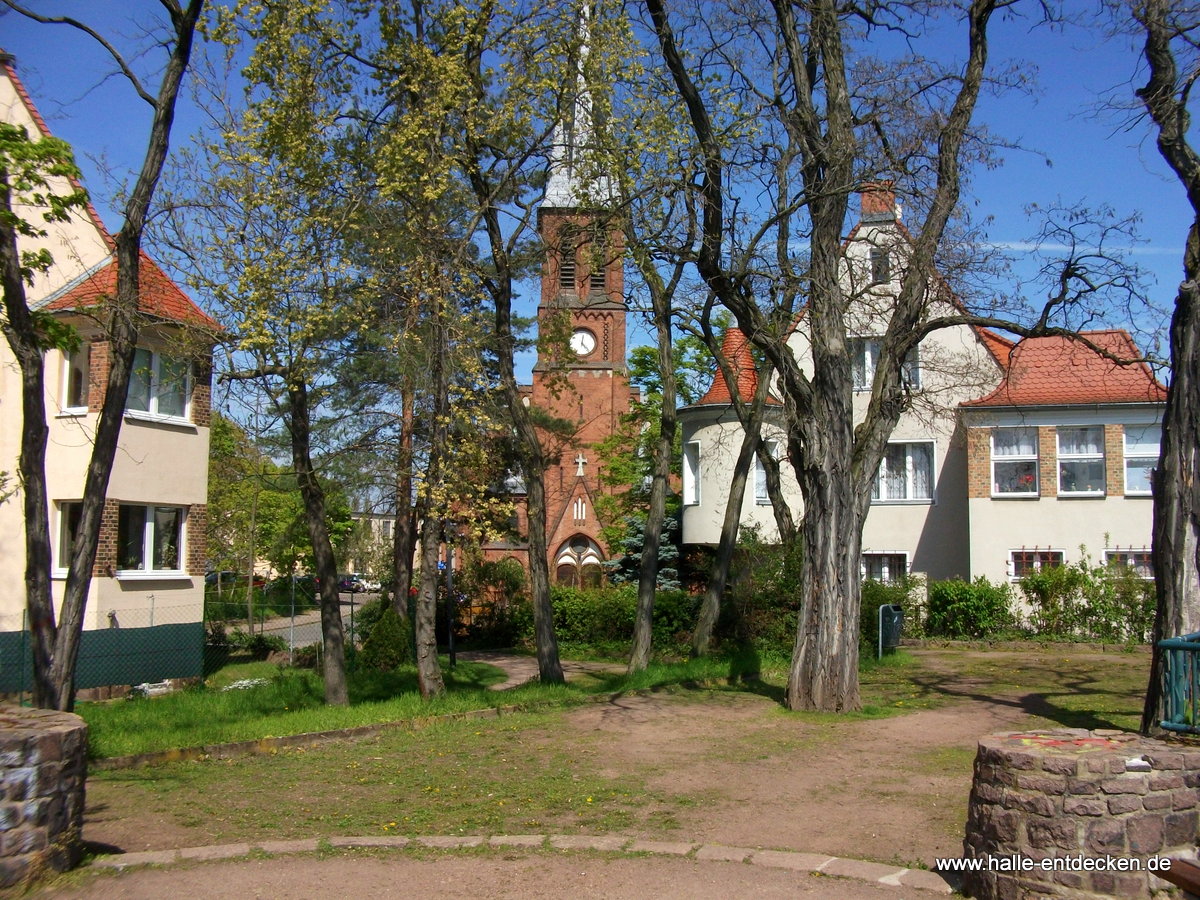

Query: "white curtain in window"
<box><xmin>994</xmin><ymin>427</ymin><xmax>1036</xmax><ymax>456</ymax></box>
<box><xmin>911</xmin><ymin>443</ymin><xmax>932</xmax><ymax>498</ymax></box>
<box><xmin>1059</xmin><ymin>426</ymin><xmax>1101</xmax><ymax>455</ymax></box>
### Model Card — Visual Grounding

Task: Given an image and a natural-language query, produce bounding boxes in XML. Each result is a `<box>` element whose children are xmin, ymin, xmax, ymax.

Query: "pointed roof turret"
<box><xmin>694</xmin><ymin>328</ymin><xmax>780</xmax><ymax>406</ymax></box>
<box><xmin>544</xmin><ymin>4</ymin><xmax>613</xmax><ymax>209</ymax></box>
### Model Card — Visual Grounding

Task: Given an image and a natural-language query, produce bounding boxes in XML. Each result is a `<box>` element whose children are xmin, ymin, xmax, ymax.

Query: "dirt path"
<box><xmin>33</xmin><ymin>647</ymin><xmax>1148</xmax><ymax>897</ymax></box>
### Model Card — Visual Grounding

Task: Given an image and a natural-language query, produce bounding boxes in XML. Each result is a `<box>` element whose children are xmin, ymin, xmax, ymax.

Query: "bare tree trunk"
<box><xmin>1143</xmin><ymin>279</ymin><xmax>1200</xmax><ymax>730</ymax></box>
<box><xmin>9</xmin><ymin>2</ymin><xmax>205</xmax><ymax>709</ymax></box>
<box><xmin>287</xmin><ymin>381</ymin><xmax>349</xmax><ymax>706</ymax></box>
<box><xmin>629</xmin><ymin>280</ymin><xmax>677</xmax><ymax>673</ymax></box>
<box><xmin>0</xmin><ymin>185</ymin><xmax>56</xmax><ymax>706</ymax></box>
<box><xmin>391</xmin><ymin>379</ymin><xmax>417</xmax><ymax>622</ymax></box>
<box><xmin>1132</xmin><ymin>0</ymin><xmax>1200</xmax><ymax>733</ymax></box>
<box><xmin>413</xmin><ymin>309</ymin><xmax>448</xmax><ymax>698</ymax></box>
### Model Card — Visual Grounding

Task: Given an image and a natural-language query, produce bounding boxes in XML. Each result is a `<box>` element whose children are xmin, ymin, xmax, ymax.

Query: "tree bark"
<box><xmin>0</xmin><ymin>169</ymin><xmax>56</xmax><ymax>707</ymax></box>
<box><xmin>628</xmin><ymin>275</ymin><xmax>677</xmax><ymax>673</ymax></box>
<box><xmin>1132</xmin><ymin>0</ymin><xmax>1200</xmax><ymax>733</ymax></box>
<box><xmin>6</xmin><ymin>1</ymin><xmax>205</xmax><ymax>709</ymax></box>
<box><xmin>391</xmin><ymin>378</ymin><xmax>417</xmax><ymax>622</ymax></box>
<box><xmin>287</xmin><ymin>380</ymin><xmax>349</xmax><ymax>706</ymax></box>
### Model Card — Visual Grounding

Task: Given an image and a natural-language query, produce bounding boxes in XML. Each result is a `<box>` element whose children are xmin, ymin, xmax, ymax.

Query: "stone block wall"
<box><xmin>0</xmin><ymin>706</ymin><xmax>87</xmax><ymax>889</ymax></box>
<box><xmin>963</xmin><ymin>728</ymin><xmax>1200</xmax><ymax>899</ymax></box>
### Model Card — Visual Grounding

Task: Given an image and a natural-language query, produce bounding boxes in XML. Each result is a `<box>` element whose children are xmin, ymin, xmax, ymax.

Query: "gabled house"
<box><xmin>0</xmin><ymin>54</ymin><xmax>216</xmax><ymax>691</ymax></box>
<box><xmin>679</xmin><ymin>185</ymin><xmax>1166</xmax><ymax>589</ymax></box>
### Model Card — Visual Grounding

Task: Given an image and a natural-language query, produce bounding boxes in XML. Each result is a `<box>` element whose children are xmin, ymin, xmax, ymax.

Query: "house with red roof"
<box><xmin>679</xmin><ymin>186</ymin><xmax>1166</xmax><ymax>589</ymax></box>
<box><xmin>961</xmin><ymin>331</ymin><xmax>1166</xmax><ymax>583</ymax></box>
<box><xmin>0</xmin><ymin>55</ymin><xmax>215</xmax><ymax>690</ymax></box>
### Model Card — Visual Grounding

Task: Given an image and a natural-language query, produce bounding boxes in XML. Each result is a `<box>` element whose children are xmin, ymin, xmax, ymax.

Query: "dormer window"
<box><xmin>850</xmin><ymin>337</ymin><xmax>919</xmax><ymax>391</ymax></box>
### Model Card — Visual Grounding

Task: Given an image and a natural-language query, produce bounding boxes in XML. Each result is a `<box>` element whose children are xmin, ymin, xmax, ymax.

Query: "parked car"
<box><xmin>337</xmin><ymin>573</ymin><xmax>367</xmax><ymax>593</ymax></box>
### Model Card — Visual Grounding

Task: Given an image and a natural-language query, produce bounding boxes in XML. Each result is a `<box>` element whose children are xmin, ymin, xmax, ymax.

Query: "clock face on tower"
<box><xmin>569</xmin><ymin>328</ymin><xmax>597</xmax><ymax>357</ymax></box>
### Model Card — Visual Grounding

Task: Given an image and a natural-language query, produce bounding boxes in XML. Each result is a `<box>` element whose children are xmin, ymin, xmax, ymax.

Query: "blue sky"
<box><xmin>2</xmin><ymin>5</ymin><xmax>1192</xmax><ymax>368</ymax></box>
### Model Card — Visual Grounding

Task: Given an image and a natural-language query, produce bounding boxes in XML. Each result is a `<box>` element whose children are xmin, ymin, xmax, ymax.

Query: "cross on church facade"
<box><xmin>575</xmin><ymin>452</ymin><xmax>587</xmax><ymax>477</ymax></box>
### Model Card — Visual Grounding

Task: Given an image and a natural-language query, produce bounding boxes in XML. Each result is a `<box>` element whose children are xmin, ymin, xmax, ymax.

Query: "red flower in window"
<box><xmin>1020</xmin><ymin>474</ymin><xmax>1034</xmax><ymax>486</ymax></box>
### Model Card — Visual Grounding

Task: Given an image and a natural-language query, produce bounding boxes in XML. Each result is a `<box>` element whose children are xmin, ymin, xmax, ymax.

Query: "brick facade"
<box><xmin>186</xmin><ymin>505</ymin><xmax>207</xmax><ymax>576</ymax></box>
<box><xmin>93</xmin><ymin>499</ymin><xmax>120</xmax><ymax>577</ymax></box>
<box><xmin>1037</xmin><ymin>426</ymin><xmax>1058</xmax><ymax>499</ymax></box>
<box><xmin>967</xmin><ymin>427</ymin><xmax>991</xmax><ymax>499</ymax></box>
<box><xmin>1104</xmin><ymin>424</ymin><xmax>1124</xmax><ymax>497</ymax></box>
<box><xmin>87</xmin><ymin>340</ymin><xmax>109</xmax><ymax>413</ymax></box>
<box><xmin>190</xmin><ymin>355</ymin><xmax>212</xmax><ymax>428</ymax></box>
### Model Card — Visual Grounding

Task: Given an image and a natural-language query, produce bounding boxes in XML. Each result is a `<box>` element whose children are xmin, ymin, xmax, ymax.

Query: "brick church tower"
<box><xmin>528</xmin><ymin>30</ymin><xmax>636</xmax><ymax>586</ymax></box>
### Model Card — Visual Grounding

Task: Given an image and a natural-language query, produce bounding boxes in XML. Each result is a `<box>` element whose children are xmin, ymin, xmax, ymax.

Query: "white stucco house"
<box><xmin>1</xmin><ymin>54</ymin><xmax>217</xmax><ymax>690</ymax></box>
<box><xmin>679</xmin><ymin>186</ymin><xmax>1166</xmax><ymax>588</ymax></box>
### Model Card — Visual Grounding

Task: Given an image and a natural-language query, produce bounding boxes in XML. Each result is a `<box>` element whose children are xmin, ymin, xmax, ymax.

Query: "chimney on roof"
<box><xmin>860</xmin><ymin>181</ymin><xmax>898</xmax><ymax>223</ymax></box>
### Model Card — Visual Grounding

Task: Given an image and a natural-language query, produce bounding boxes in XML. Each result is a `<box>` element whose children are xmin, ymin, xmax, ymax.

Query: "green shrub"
<box><xmin>927</xmin><ymin>577</ymin><xmax>1014</xmax><ymax>638</ymax></box>
<box><xmin>465</xmin><ymin>596</ymin><xmax>533</xmax><ymax>649</ymax></box>
<box><xmin>228</xmin><ymin>630</ymin><xmax>288</xmax><ymax>657</ymax></box>
<box><xmin>358</xmin><ymin>606</ymin><xmax>412</xmax><ymax>671</ymax></box>
<box><xmin>1018</xmin><ymin>548</ymin><xmax>1156</xmax><ymax>643</ymax></box>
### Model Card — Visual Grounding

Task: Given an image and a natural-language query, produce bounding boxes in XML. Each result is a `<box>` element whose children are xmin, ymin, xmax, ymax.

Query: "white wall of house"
<box><xmin>679</xmin><ymin>212</ymin><xmax>1004</xmax><ymax>584</ymax></box>
<box><xmin>1</xmin><ymin>69</ymin><xmax>210</xmax><ymax>636</ymax></box>
<box><xmin>963</xmin><ymin>405</ymin><xmax>1162</xmax><ymax>587</ymax></box>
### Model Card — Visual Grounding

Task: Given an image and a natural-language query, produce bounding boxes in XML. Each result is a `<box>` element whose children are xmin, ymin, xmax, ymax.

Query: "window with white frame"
<box><xmin>55</xmin><ymin>501</ymin><xmax>82</xmax><ymax>572</ymax></box>
<box><xmin>117</xmin><ymin>504</ymin><xmax>185</xmax><ymax>574</ymax></box>
<box><xmin>1105</xmin><ymin>549</ymin><xmax>1153</xmax><ymax>579</ymax></box>
<box><xmin>850</xmin><ymin>338</ymin><xmax>919</xmax><ymax>391</ymax></box>
<box><xmin>754</xmin><ymin>440</ymin><xmax>778</xmax><ymax>504</ymax></box>
<box><xmin>573</xmin><ymin>497</ymin><xmax>586</xmax><ymax>521</ymax></box>
<box><xmin>127</xmin><ymin>348</ymin><xmax>190</xmax><ymax>420</ymax></box>
<box><xmin>682</xmin><ymin>441</ymin><xmax>701</xmax><ymax>506</ymax></box>
<box><xmin>1057</xmin><ymin>426</ymin><xmax>1105</xmax><ymax>495</ymax></box>
<box><xmin>1124</xmin><ymin>425</ymin><xmax>1159</xmax><ymax>496</ymax></box>
<box><xmin>871</xmin><ymin>441</ymin><xmax>934</xmax><ymax>502</ymax></box>
<box><xmin>1010</xmin><ymin>549</ymin><xmax>1063</xmax><ymax>579</ymax></box>
<box><xmin>862</xmin><ymin>552</ymin><xmax>907</xmax><ymax>582</ymax></box>
<box><xmin>991</xmin><ymin>427</ymin><xmax>1038</xmax><ymax>495</ymax></box>
<box><xmin>62</xmin><ymin>344</ymin><xmax>90</xmax><ymax>412</ymax></box>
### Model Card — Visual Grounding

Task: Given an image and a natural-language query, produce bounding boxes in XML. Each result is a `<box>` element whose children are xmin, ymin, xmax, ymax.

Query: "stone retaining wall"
<box><xmin>962</xmin><ymin>728</ymin><xmax>1200</xmax><ymax>898</ymax></box>
<box><xmin>0</xmin><ymin>705</ymin><xmax>88</xmax><ymax>889</ymax></box>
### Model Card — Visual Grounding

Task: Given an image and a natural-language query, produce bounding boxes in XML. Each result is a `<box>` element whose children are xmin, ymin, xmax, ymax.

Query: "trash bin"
<box><xmin>878</xmin><ymin>604</ymin><xmax>903</xmax><ymax>659</ymax></box>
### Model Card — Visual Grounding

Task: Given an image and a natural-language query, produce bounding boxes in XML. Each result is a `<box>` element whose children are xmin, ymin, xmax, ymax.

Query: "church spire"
<box><xmin>544</xmin><ymin>3</ymin><xmax>613</xmax><ymax>209</ymax></box>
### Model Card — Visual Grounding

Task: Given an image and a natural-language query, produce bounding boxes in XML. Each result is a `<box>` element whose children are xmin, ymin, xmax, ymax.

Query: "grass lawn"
<box><xmin>76</xmin><ymin>644</ymin><xmax>1155</xmax><ymax>866</ymax></box>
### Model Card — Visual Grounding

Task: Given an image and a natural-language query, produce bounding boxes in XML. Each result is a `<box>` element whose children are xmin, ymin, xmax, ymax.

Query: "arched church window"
<box><xmin>555</xmin><ymin>535</ymin><xmax>604</xmax><ymax>586</ymax></box>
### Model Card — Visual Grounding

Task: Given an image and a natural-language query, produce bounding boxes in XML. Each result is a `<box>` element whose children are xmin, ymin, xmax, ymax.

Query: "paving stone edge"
<box><xmin>88</xmin><ymin>833</ymin><xmax>957</xmax><ymax>894</ymax></box>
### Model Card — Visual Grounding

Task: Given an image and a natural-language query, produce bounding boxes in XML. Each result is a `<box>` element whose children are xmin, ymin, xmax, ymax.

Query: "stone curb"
<box><xmin>89</xmin><ymin>833</ymin><xmax>957</xmax><ymax>893</ymax></box>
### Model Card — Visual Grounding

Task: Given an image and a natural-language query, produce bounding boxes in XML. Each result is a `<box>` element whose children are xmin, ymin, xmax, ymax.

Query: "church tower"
<box><xmin>529</xmin><ymin>12</ymin><xmax>635</xmax><ymax>586</ymax></box>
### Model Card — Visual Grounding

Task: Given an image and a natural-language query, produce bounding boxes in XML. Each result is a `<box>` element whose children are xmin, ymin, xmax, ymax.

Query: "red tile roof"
<box><xmin>962</xmin><ymin>330</ymin><xmax>1166</xmax><ymax>408</ymax></box>
<box><xmin>695</xmin><ymin>328</ymin><xmax>780</xmax><ymax>406</ymax></box>
<box><xmin>38</xmin><ymin>250</ymin><xmax>219</xmax><ymax>329</ymax></box>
